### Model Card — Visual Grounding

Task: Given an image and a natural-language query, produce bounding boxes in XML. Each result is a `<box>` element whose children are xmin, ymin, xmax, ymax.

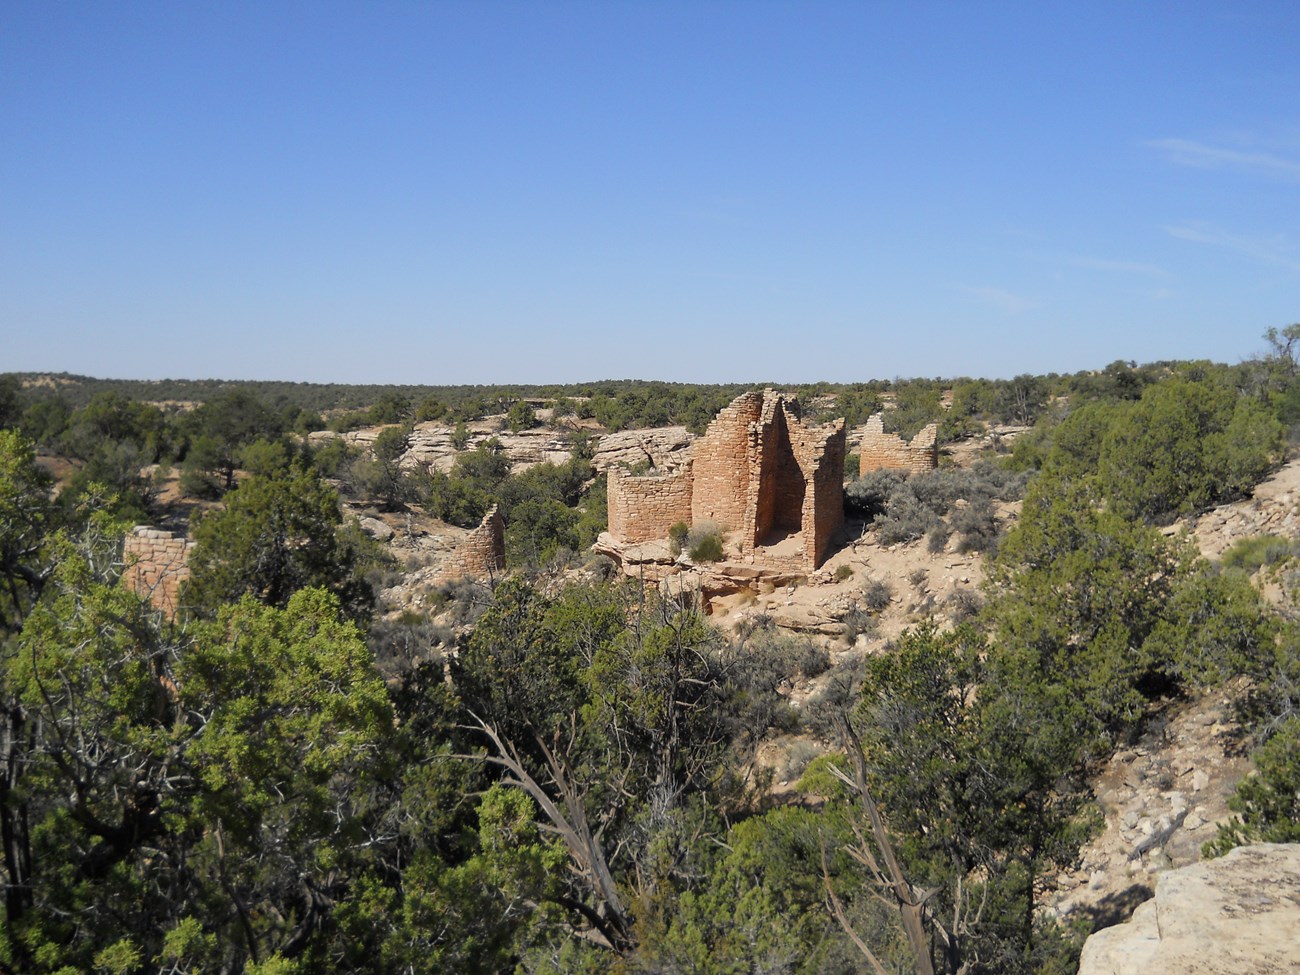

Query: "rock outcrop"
<box><xmin>1077</xmin><ymin>843</ymin><xmax>1300</xmax><ymax>975</ymax></box>
<box><xmin>310</xmin><ymin>423</ymin><xmax>573</xmax><ymax>474</ymax></box>
<box><xmin>1181</xmin><ymin>456</ymin><xmax>1300</xmax><ymax>561</ymax></box>
<box><xmin>591</xmin><ymin>426</ymin><xmax>695</xmax><ymax>473</ymax></box>
<box><xmin>1046</xmin><ymin>689</ymin><xmax>1253</xmax><ymax>921</ymax></box>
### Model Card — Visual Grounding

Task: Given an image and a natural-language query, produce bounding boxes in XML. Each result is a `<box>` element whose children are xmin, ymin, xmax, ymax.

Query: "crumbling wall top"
<box><xmin>436</xmin><ymin>505</ymin><xmax>505</xmax><ymax>583</ymax></box>
<box><xmin>859</xmin><ymin>413</ymin><xmax>938</xmax><ymax>475</ymax></box>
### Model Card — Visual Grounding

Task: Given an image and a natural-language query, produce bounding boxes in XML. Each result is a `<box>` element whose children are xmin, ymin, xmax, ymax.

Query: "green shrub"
<box><xmin>668</xmin><ymin>520</ymin><xmax>689</xmax><ymax>556</ymax></box>
<box><xmin>414</xmin><ymin>396</ymin><xmax>447</xmax><ymax>422</ymax></box>
<box><xmin>861</xmin><ymin>577</ymin><xmax>892</xmax><ymax>613</ymax></box>
<box><xmin>795</xmin><ymin>641</ymin><xmax>832</xmax><ymax>678</ymax></box>
<box><xmin>844</xmin><ymin>468</ymin><xmax>906</xmax><ymax>518</ymax></box>
<box><xmin>947</xmin><ymin>587</ymin><xmax>983</xmax><ymax>622</ymax></box>
<box><xmin>1221</xmin><ymin>534</ymin><xmax>1298</xmax><ymax>572</ymax></box>
<box><xmin>778</xmin><ymin>739</ymin><xmax>824</xmax><ymax>782</ymax></box>
<box><xmin>178</xmin><ymin>464</ymin><xmax>221</xmax><ymax>500</ymax></box>
<box><xmin>1098</xmin><ymin>378</ymin><xmax>1284</xmax><ymax>522</ymax></box>
<box><xmin>877</xmin><ymin>492</ymin><xmax>941</xmax><ymax>545</ymax></box>
<box><xmin>833</xmin><ymin>564</ymin><xmax>854</xmax><ymax>582</ymax></box>
<box><xmin>689</xmin><ymin>531</ymin><xmax>724</xmax><ymax>563</ymax></box>
<box><xmin>853</xmin><ymin>463</ymin><xmax>1027</xmax><ymax>548</ymax></box>
<box><xmin>367</xmin><ymin>611</ymin><xmax>450</xmax><ymax>674</ymax></box>
<box><xmin>505</xmin><ymin>498</ymin><xmax>581</xmax><ymax>567</ymax></box>
<box><xmin>952</xmin><ymin>498</ymin><xmax>1001</xmax><ymax>553</ymax></box>
<box><xmin>1145</xmin><ymin>566</ymin><xmax>1278</xmax><ymax>689</ymax></box>
<box><xmin>685</xmin><ymin>522</ymin><xmax>724</xmax><ymax>562</ymax></box>
<box><xmin>1205</xmin><ymin>716</ymin><xmax>1300</xmax><ymax>856</ymax></box>
<box><xmin>506</xmin><ymin>400</ymin><xmax>539</xmax><ymax>432</ymax></box>
<box><xmin>926</xmin><ymin>523</ymin><xmax>951</xmax><ymax>553</ymax></box>
<box><xmin>451</xmin><ymin>421</ymin><xmax>471</xmax><ymax>450</ymax></box>
<box><xmin>307</xmin><ymin>436</ymin><xmax>357</xmax><ymax>478</ymax></box>
<box><xmin>842</xmin><ymin>607</ymin><xmax>878</xmax><ymax>643</ymax></box>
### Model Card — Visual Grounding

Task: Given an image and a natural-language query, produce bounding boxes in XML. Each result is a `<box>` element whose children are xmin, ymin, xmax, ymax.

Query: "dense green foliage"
<box><xmin>185</xmin><ymin>464</ymin><xmax>375</xmax><ymax>621</ymax></box>
<box><xmin>839</xmin><ymin>622</ymin><xmax>1095</xmax><ymax>974</ymax></box>
<box><xmin>846</xmin><ymin>462</ymin><xmax>1029</xmax><ymax>553</ymax></box>
<box><xmin>4</xmin><ymin>335</ymin><xmax>1300</xmax><ymax>973</ymax></box>
<box><xmin>3</xmin><ymin>568</ymin><xmax>397</xmax><ymax>972</ymax></box>
<box><xmin>0</xmin><ymin>430</ymin><xmax>55</xmax><ymax>634</ymax></box>
<box><xmin>1098</xmin><ymin>376</ymin><xmax>1282</xmax><ymax>522</ymax></box>
<box><xmin>1010</xmin><ymin>365</ymin><xmax>1284</xmax><ymax>523</ymax></box>
<box><xmin>1205</xmin><ymin>717</ymin><xmax>1300</xmax><ymax>855</ymax></box>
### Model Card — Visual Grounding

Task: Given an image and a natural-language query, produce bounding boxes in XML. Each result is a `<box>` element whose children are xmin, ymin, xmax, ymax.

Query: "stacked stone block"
<box><xmin>858</xmin><ymin>414</ymin><xmax>938</xmax><ymax>475</ymax></box>
<box><xmin>607</xmin><ymin>467</ymin><xmax>693</xmax><ymax>544</ymax></box>
<box><xmin>741</xmin><ymin>392</ymin><xmax>845</xmax><ymax>569</ymax></box>
<box><xmin>691</xmin><ymin>391</ymin><xmax>765</xmax><ymax>532</ymax></box>
<box><xmin>796</xmin><ymin>411</ymin><xmax>848</xmax><ymax>569</ymax></box>
<box><xmin>436</xmin><ymin>505</ymin><xmax>506</xmax><ymax>582</ymax></box>
<box><xmin>122</xmin><ymin>527</ymin><xmax>195</xmax><ymax>618</ymax></box>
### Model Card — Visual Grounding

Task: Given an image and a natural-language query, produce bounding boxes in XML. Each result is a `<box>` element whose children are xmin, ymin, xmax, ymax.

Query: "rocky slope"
<box><xmin>354</xmin><ymin>418</ymin><xmax>1300</xmax><ymax>960</ymax></box>
<box><xmin>311</xmin><ymin>417</ymin><xmax>579</xmax><ymax>473</ymax></box>
<box><xmin>1182</xmin><ymin>457</ymin><xmax>1300</xmax><ymax>561</ymax></box>
<box><xmin>1043</xmin><ymin>687</ymin><xmax>1255</xmax><ymax>925</ymax></box>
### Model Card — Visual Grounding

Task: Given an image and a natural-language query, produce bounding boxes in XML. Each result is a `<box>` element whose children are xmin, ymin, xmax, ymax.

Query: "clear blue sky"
<box><xmin>2</xmin><ymin>1</ymin><xmax>1297</xmax><ymax>384</ymax></box>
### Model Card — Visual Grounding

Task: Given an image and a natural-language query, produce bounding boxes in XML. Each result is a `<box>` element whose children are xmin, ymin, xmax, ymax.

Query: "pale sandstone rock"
<box><xmin>592</xmin><ymin>426</ymin><xmax>695</xmax><ymax>473</ymax></box>
<box><xmin>1078</xmin><ymin>843</ymin><xmax>1300</xmax><ymax>975</ymax></box>
<box><xmin>359</xmin><ymin>516</ymin><xmax>394</xmax><ymax>541</ymax></box>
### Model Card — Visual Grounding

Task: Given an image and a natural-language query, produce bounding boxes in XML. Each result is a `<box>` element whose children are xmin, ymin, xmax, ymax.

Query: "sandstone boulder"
<box><xmin>1077</xmin><ymin>843</ymin><xmax>1300</xmax><ymax>975</ymax></box>
<box><xmin>592</xmin><ymin>426</ymin><xmax>695</xmax><ymax>473</ymax></box>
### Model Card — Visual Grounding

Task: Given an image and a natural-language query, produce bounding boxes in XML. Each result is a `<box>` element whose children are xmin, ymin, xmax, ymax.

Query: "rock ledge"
<box><xmin>1077</xmin><ymin>843</ymin><xmax>1300</xmax><ymax>975</ymax></box>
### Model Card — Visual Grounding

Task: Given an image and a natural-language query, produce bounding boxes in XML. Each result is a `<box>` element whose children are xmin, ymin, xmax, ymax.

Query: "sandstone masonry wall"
<box><xmin>122</xmin><ymin>527</ymin><xmax>194</xmax><ymax>618</ymax></box>
<box><xmin>606</xmin><ymin>390</ymin><xmax>845</xmax><ymax>570</ymax></box>
<box><xmin>743</xmin><ymin>393</ymin><xmax>845</xmax><ymax>568</ymax></box>
<box><xmin>692</xmin><ymin>392</ymin><xmax>765</xmax><ymax>532</ymax></box>
<box><xmin>794</xmin><ymin>411</ymin><xmax>847</xmax><ymax>569</ymax></box>
<box><xmin>608</xmin><ymin>467</ymin><xmax>693</xmax><ymax>544</ymax></box>
<box><xmin>436</xmin><ymin>505</ymin><xmax>506</xmax><ymax>583</ymax></box>
<box><xmin>858</xmin><ymin>414</ymin><xmax>938</xmax><ymax>475</ymax></box>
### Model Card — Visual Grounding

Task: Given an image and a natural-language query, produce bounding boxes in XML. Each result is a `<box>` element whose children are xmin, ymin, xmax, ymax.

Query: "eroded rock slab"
<box><xmin>591</xmin><ymin>426</ymin><xmax>695</xmax><ymax>473</ymax></box>
<box><xmin>1078</xmin><ymin>843</ymin><xmax>1300</xmax><ymax>975</ymax></box>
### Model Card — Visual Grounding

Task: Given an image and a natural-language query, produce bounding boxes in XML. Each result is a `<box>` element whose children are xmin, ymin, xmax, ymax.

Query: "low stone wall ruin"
<box><xmin>436</xmin><ymin>505</ymin><xmax>506</xmax><ymax>583</ymax></box>
<box><xmin>858</xmin><ymin>414</ymin><xmax>938</xmax><ymax>475</ymax></box>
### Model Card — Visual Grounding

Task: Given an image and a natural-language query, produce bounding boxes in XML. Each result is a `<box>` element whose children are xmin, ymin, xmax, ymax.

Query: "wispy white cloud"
<box><xmin>1062</xmin><ymin>255</ymin><xmax>1170</xmax><ymax>277</ymax></box>
<box><xmin>1165</xmin><ymin>222</ymin><xmax>1300</xmax><ymax>271</ymax></box>
<box><xmin>961</xmin><ymin>285</ymin><xmax>1037</xmax><ymax>314</ymax></box>
<box><xmin>1146</xmin><ymin>138</ymin><xmax>1300</xmax><ymax>182</ymax></box>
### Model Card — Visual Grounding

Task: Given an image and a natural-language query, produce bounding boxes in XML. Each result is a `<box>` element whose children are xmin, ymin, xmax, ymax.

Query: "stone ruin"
<box><xmin>434</xmin><ymin>505</ymin><xmax>506</xmax><ymax>583</ymax></box>
<box><xmin>122</xmin><ymin>527</ymin><xmax>195</xmax><ymax>618</ymax></box>
<box><xmin>858</xmin><ymin>413</ymin><xmax>938</xmax><ymax>475</ymax></box>
<box><xmin>607</xmin><ymin>390</ymin><xmax>846</xmax><ymax>570</ymax></box>
<box><xmin>123</xmin><ymin>504</ymin><xmax>505</xmax><ymax>621</ymax></box>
